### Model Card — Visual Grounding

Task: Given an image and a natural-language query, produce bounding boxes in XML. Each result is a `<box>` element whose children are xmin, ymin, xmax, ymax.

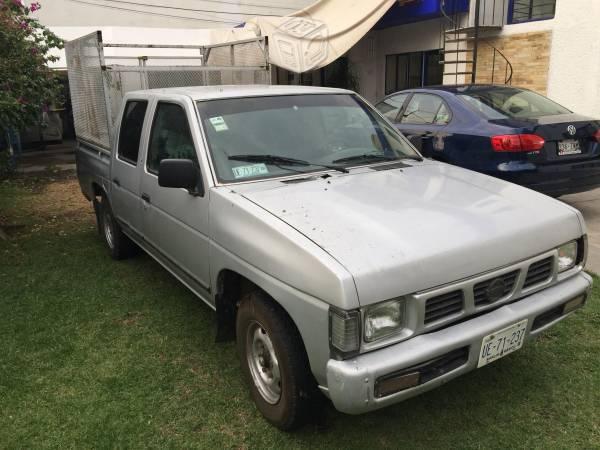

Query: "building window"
<box><xmin>385</xmin><ymin>50</ymin><xmax>442</xmax><ymax>95</ymax></box>
<box><xmin>274</xmin><ymin>57</ymin><xmax>356</xmax><ymax>90</ymax></box>
<box><xmin>509</xmin><ymin>0</ymin><xmax>556</xmax><ymax>24</ymax></box>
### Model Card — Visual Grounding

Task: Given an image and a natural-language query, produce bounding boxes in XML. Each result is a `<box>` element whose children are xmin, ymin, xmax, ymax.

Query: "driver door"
<box><xmin>139</xmin><ymin>97</ymin><xmax>211</xmax><ymax>300</ymax></box>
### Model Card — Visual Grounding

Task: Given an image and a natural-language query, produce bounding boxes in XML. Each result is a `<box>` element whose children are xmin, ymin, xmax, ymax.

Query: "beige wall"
<box><xmin>474</xmin><ymin>31</ymin><xmax>552</xmax><ymax>94</ymax></box>
<box><xmin>348</xmin><ymin>18</ymin><xmax>444</xmax><ymax>103</ymax></box>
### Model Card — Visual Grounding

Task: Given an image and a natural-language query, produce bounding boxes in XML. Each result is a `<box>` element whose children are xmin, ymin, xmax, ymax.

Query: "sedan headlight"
<box><xmin>557</xmin><ymin>241</ymin><xmax>578</xmax><ymax>272</ymax></box>
<box><xmin>364</xmin><ymin>298</ymin><xmax>406</xmax><ymax>342</ymax></box>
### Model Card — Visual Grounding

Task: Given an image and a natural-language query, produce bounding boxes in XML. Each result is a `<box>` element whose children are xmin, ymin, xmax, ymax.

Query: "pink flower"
<box><xmin>19</xmin><ymin>20</ymin><xmax>28</xmax><ymax>29</ymax></box>
<box><xmin>30</xmin><ymin>1</ymin><xmax>40</xmax><ymax>11</ymax></box>
<box><xmin>13</xmin><ymin>0</ymin><xmax>23</xmax><ymax>6</ymax></box>
<box><xmin>30</xmin><ymin>47</ymin><xmax>38</xmax><ymax>55</ymax></box>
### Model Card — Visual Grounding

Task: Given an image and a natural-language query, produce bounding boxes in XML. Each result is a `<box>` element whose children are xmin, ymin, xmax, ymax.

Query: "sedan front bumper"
<box><xmin>325</xmin><ymin>272</ymin><xmax>592</xmax><ymax>414</ymax></box>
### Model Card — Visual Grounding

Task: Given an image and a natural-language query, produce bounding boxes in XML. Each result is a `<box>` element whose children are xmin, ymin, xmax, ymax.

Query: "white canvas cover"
<box><xmin>209</xmin><ymin>0</ymin><xmax>397</xmax><ymax>73</ymax></box>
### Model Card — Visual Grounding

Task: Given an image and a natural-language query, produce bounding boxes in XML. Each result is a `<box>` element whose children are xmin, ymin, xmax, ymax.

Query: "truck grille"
<box><xmin>414</xmin><ymin>252</ymin><xmax>563</xmax><ymax>331</ymax></box>
<box><xmin>424</xmin><ymin>291</ymin><xmax>464</xmax><ymax>324</ymax></box>
<box><xmin>524</xmin><ymin>257</ymin><xmax>554</xmax><ymax>288</ymax></box>
<box><xmin>473</xmin><ymin>270</ymin><xmax>520</xmax><ymax>306</ymax></box>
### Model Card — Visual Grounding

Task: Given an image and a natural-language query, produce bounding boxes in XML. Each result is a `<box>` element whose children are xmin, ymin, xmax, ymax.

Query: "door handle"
<box><xmin>141</xmin><ymin>193</ymin><xmax>151</xmax><ymax>203</ymax></box>
<box><xmin>112</xmin><ymin>178</ymin><xmax>121</xmax><ymax>187</ymax></box>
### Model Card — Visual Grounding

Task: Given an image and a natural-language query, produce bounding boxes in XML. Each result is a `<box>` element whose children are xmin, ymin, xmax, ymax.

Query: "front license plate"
<box><xmin>558</xmin><ymin>139</ymin><xmax>582</xmax><ymax>155</ymax></box>
<box><xmin>477</xmin><ymin>319</ymin><xmax>528</xmax><ymax>368</ymax></box>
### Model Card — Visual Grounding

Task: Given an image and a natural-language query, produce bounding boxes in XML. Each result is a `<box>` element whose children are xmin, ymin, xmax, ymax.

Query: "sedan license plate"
<box><xmin>558</xmin><ymin>139</ymin><xmax>582</xmax><ymax>155</ymax></box>
<box><xmin>478</xmin><ymin>319</ymin><xmax>528</xmax><ymax>368</ymax></box>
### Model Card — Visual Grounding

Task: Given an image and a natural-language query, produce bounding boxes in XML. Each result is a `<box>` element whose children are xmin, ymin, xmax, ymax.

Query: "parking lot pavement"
<box><xmin>17</xmin><ymin>140</ymin><xmax>76</xmax><ymax>174</ymax></box>
<box><xmin>562</xmin><ymin>188</ymin><xmax>600</xmax><ymax>275</ymax></box>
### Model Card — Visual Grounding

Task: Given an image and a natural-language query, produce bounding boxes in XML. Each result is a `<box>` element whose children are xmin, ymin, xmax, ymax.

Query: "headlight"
<box><xmin>364</xmin><ymin>298</ymin><xmax>406</xmax><ymax>342</ymax></box>
<box><xmin>557</xmin><ymin>241</ymin><xmax>578</xmax><ymax>272</ymax></box>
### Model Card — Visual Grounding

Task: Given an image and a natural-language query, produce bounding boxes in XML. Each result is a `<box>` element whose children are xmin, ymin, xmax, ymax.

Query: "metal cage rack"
<box><xmin>65</xmin><ymin>31</ymin><xmax>270</xmax><ymax>152</ymax></box>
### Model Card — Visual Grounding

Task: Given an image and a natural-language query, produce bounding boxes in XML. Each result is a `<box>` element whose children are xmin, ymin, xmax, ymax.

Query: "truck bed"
<box><xmin>76</xmin><ymin>140</ymin><xmax>111</xmax><ymax>201</ymax></box>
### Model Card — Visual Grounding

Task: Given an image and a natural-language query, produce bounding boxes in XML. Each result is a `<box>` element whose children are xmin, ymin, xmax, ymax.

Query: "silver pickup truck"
<box><xmin>75</xmin><ymin>84</ymin><xmax>592</xmax><ymax>430</ymax></box>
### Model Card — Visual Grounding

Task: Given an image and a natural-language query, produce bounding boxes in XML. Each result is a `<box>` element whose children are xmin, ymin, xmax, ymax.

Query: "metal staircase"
<box><xmin>440</xmin><ymin>0</ymin><xmax>513</xmax><ymax>85</ymax></box>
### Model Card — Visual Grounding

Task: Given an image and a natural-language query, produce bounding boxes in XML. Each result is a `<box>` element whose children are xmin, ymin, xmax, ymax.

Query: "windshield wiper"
<box><xmin>332</xmin><ymin>153</ymin><xmax>396</xmax><ymax>164</ymax></box>
<box><xmin>228</xmin><ymin>154</ymin><xmax>349</xmax><ymax>173</ymax></box>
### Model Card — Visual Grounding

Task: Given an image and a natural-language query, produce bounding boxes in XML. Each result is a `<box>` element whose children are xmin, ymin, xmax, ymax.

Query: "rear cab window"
<box><xmin>117</xmin><ymin>100</ymin><xmax>148</xmax><ymax>165</ymax></box>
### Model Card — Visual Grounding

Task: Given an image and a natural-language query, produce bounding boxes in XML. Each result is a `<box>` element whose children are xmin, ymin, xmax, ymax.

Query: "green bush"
<box><xmin>0</xmin><ymin>0</ymin><xmax>63</xmax><ymax>174</ymax></box>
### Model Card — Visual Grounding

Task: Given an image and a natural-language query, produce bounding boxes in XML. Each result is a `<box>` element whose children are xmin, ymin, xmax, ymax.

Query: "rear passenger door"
<box><xmin>110</xmin><ymin>99</ymin><xmax>148</xmax><ymax>237</ymax></box>
<box><xmin>395</xmin><ymin>93</ymin><xmax>451</xmax><ymax>157</ymax></box>
<box><xmin>139</xmin><ymin>98</ymin><xmax>211</xmax><ymax>299</ymax></box>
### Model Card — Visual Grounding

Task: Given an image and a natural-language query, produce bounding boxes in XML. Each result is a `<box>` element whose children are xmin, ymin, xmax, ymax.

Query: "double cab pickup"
<box><xmin>75</xmin><ymin>85</ymin><xmax>592</xmax><ymax>429</ymax></box>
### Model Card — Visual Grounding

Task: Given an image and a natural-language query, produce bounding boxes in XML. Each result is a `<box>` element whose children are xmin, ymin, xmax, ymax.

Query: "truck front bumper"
<box><xmin>325</xmin><ymin>272</ymin><xmax>592</xmax><ymax>414</ymax></box>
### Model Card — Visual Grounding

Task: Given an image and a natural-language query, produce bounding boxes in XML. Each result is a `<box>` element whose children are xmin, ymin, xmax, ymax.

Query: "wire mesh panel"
<box><xmin>205</xmin><ymin>39</ymin><xmax>268</xmax><ymax>68</ymax></box>
<box><xmin>105</xmin><ymin>64</ymin><xmax>270</xmax><ymax>120</ymax></box>
<box><xmin>65</xmin><ymin>32</ymin><xmax>111</xmax><ymax>150</ymax></box>
<box><xmin>66</xmin><ymin>33</ymin><xmax>270</xmax><ymax>151</ymax></box>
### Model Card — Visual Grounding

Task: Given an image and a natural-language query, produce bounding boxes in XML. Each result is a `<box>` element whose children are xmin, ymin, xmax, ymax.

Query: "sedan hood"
<box><xmin>239</xmin><ymin>161</ymin><xmax>582</xmax><ymax>305</ymax></box>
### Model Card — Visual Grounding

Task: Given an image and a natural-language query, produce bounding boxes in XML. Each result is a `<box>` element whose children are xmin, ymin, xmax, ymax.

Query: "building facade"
<box><xmin>35</xmin><ymin>0</ymin><xmax>600</xmax><ymax>118</ymax></box>
<box><xmin>274</xmin><ymin>0</ymin><xmax>600</xmax><ymax>119</ymax></box>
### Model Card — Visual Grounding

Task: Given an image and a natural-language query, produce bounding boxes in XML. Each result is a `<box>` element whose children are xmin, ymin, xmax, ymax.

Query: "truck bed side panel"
<box><xmin>76</xmin><ymin>140</ymin><xmax>111</xmax><ymax>201</ymax></box>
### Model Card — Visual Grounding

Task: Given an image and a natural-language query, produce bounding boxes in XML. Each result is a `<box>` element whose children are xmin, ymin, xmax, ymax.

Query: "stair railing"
<box><xmin>440</xmin><ymin>0</ymin><xmax>513</xmax><ymax>84</ymax></box>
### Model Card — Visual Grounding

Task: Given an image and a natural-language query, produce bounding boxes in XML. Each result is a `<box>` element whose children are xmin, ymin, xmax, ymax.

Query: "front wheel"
<box><xmin>236</xmin><ymin>291</ymin><xmax>316</xmax><ymax>430</ymax></box>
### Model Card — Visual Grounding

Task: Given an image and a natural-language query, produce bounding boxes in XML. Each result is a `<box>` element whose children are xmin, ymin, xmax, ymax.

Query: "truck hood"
<box><xmin>239</xmin><ymin>161</ymin><xmax>583</xmax><ymax>306</ymax></box>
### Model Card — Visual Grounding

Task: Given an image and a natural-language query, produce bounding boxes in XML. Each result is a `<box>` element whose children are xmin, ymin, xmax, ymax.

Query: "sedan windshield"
<box><xmin>196</xmin><ymin>94</ymin><xmax>420</xmax><ymax>183</ymax></box>
<box><xmin>457</xmin><ymin>86</ymin><xmax>571</xmax><ymax>120</ymax></box>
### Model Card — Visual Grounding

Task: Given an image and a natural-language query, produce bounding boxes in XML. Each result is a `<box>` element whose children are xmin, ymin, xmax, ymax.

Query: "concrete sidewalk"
<box><xmin>562</xmin><ymin>188</ymin><xmax>600</xmax><ymax>275</ymax></box>
<box><xmin>17</xmin><ymin>140</ymin><xmax>76</xmax><ymax>174</ymax></box>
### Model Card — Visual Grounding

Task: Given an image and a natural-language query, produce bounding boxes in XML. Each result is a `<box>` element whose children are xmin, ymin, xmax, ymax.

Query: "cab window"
<box><xmin>146</xmin><ymin>102</ymin><xmax>198</xmax><ymax>175</ymax></box>
<box><xmin>117</xmin><ymin>100</ymin><xmax>148</xmax><ymax>165</ymax></box>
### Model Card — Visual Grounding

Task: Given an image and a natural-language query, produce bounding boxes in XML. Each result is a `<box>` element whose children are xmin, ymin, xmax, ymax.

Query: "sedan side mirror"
<box><xmin>158</xmin><ymin>159</ymin><xmax>204</xmax><ymax>196</ymax></box>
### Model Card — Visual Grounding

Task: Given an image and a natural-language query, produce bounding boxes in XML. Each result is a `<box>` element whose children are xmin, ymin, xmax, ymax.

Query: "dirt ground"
<box><xmin>0</xmin><ymin>171</ymin><xmax>95</xmax><ymax>239</ymax></box>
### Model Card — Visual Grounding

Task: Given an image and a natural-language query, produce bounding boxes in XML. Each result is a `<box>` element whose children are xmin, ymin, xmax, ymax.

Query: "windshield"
<box><xmin>457</xmin><ymin>86</ymin><xmax>571</xmax><ymax>119</ymax></box>
<box><xmin>196</xmin><ymin>94</ymin><xmax>420</xmax><ymax>183</ymax></box>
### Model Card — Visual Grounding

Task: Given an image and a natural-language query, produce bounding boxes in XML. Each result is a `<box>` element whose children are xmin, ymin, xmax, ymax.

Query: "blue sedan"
<box><xmin>375</xmin><ymin>85</ymin><xmax>600</xmax><ymax>196</ymax></box>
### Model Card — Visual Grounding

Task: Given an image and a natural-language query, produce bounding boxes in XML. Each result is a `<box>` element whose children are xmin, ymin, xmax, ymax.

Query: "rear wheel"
<box><xmin>98</xmin><ymin>194</ymin><xmax>137</xmax><ymax>260</ymax></box>
<box><xmin>236</xmin><ymin>291</ymin><xmax>316</xmax><ymax>430</ymax></box>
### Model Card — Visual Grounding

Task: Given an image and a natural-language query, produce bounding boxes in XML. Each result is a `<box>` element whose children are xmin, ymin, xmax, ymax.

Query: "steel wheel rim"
<box><xmin>246</xmin><ymin>320</ymin><xmax>281</xmax><ymax>405</ymax></box>
<box><xmin>103</xmin><ymin>208</ymin><xmax>114</xmax><ymax>250</ymax></box>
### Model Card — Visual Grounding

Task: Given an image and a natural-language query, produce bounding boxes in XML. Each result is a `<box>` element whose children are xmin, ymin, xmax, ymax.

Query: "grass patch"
<box><xmin>1</xmin><ymin>174</ymin><xmax>599</xmax><ymax>448</ymax></box>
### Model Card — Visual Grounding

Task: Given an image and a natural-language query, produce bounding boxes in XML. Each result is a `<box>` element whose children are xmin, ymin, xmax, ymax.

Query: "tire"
<box><xmin>236</xmin><ymin>291</ymin><xmax>316</xmax><ymax>430</ymax></box>
<box><xmin>98</xmin><ymin>194</ymin><xmax>137</xmax><ymax>260</ymax></box>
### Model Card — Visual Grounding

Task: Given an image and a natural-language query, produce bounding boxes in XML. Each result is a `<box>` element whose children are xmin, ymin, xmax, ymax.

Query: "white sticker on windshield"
<box><xmin>232</xmin><ymin>163</ymin><xmax>269</xmax><ymax>179</ymax></box>
<box><xmin>209</xmin><ymin>116</ymin><xmax>228</xmax><ymax>132</ymax></box>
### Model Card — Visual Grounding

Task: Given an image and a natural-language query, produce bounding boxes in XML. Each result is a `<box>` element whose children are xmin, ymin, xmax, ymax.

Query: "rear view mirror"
<box><xmin>158</xmin><ymin>159</ymin><xmax>204</xmax><ymax>196</ymax></box>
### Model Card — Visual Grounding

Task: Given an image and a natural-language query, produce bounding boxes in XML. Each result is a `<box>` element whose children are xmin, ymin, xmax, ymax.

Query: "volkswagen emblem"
<box><xmin>486</xmin><ymin>278</ymin><xmax>506</xmax><ymax>303</ymax></box>
<box><xmin>567</xmin><ymin>125</ymin><xmax>577</xmax><ymax>136</ymax></box>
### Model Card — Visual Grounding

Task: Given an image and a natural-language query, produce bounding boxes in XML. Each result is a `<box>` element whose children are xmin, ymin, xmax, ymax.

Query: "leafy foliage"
<box><xmin>0</xmin><ymin>0</ymin><xmax>63</xmax><ymax>131</ymax></box>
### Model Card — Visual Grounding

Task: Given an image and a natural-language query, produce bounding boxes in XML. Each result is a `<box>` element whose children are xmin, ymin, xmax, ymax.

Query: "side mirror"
<box><xmin>407</xmin><ymin>134</ymin><xmax>423</xmax><ymax>152</ymax></box>
<box><xmin>158</xmin><ymin>159</ymin><xmax>204</xmax><ymax>196</ymax></box>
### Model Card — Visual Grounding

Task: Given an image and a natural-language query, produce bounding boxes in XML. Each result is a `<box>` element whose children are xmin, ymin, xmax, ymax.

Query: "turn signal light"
<box><xmin>491</xmin><ymin>134</ymin><xmax>545</xmax><ymax>152</ymax></box>
<box><xmin>593</xmin><ymin>129</ymin><xmax>600</xmax><ymax>143</ymax></box>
